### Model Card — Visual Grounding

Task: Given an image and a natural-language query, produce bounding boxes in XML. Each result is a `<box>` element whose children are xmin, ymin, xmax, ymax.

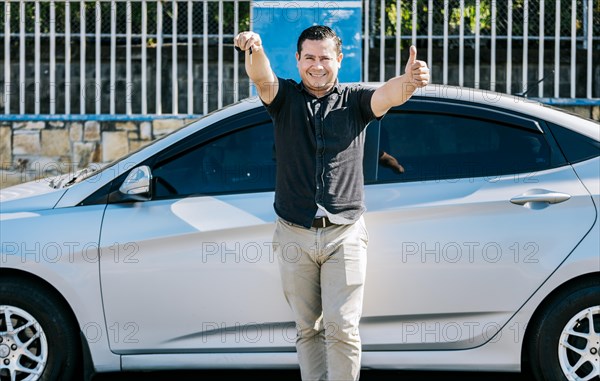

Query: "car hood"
<box><xmin>0</xmin><ymin>179</ymin><xmax>68</xmax><ymax>213</ymax></box>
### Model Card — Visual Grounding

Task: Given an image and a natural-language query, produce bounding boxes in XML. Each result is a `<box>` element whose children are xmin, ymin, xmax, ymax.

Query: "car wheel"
<box><xmin>528</xmin><ymin>281</ymin><xmax>600</xmax><ymax>381</ymax></box>
<box><xmin>0</xmin><ymin>278</ymin><xmax>80</xmax><ymax>381</ymax></box>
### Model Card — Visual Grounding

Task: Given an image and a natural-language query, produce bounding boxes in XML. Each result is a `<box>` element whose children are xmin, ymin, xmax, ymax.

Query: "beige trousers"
<box><xmin>273</xmin><ymin>216</ymin><xmax>369</xmax><ymax>381</ymax></box>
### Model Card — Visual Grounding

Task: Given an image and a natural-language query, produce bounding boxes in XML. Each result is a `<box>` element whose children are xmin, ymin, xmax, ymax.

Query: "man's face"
<box><xmin>296</xmin><ymin>38</ymin><xmax>343</xmax><ymax>97</ymax></box>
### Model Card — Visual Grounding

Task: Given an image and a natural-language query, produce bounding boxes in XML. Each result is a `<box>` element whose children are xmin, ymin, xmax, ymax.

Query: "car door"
<box><xmin>98</xmin><ymin>114</ymin><xmax>297</xmax><ymax>353</ymax></box>
<box><xmin>360</xmin><ymin>99</ymin><xmax>596</xmax><ymax>350</ymax></box>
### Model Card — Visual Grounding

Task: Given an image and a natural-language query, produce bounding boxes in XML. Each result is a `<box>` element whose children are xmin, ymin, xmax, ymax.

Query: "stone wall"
<box><xmin>0</xmin><ymin>117</ymin><xmax>198</xmax><ymax>188</ymax></box>
<box><xmin>1</xmin><ymin>104</ymin><xmax>598</xmax><ymax>189</ymax></box>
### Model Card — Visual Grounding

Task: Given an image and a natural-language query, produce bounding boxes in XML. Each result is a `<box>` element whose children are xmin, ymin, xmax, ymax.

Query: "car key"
<box><xmin>234</xmin><ymin>45</ymin><xmax>252</xmax><ymax>65</ymax></box>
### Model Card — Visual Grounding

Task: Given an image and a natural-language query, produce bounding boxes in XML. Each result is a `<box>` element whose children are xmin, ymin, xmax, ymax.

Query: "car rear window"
<box><xmin>547</xmin><ymin>122</ymin><xmax>600</xmax><ymax>164</ymax></box>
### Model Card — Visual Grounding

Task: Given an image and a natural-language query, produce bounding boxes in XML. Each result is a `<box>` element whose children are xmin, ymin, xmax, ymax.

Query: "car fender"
<box><xmin>0</xmin><ymin>210</ymin><xmax>122</xmax><ymax>373</ymax></box>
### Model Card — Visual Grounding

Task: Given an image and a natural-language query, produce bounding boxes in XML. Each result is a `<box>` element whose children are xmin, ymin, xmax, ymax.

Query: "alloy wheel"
<box><xmin>558</xmin><ymin>306</ymin><xmax>600</xmax><ymax>381</ymax></box>
<box><xmin>0</xmin><ymin>305</ymin><xmax>48</xmax><ymax>381</ymax></box>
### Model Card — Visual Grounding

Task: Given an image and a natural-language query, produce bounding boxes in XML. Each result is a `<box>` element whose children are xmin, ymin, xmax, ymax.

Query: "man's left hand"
<box><xmin>405</xmin><ymin>45</ymin><xmax>429</xmax><ymax>88</ymax></box>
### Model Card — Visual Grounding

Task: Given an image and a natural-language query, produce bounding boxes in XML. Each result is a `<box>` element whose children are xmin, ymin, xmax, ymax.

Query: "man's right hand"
<box><xmin>234</xmin><ymin>31</ymin><xmax>263</xmax><ymax>54</ymax></box>
<box><xmin>233</xmin><ymin>31</ymin><xmax>278</xmax><ymax>105</ymax></box>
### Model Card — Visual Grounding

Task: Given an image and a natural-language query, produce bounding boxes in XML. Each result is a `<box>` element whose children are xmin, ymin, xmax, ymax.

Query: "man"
<box><xmin>234</xmin><ymin>25</ymin><xmax>429</xmax><ymax>380</ymax></box>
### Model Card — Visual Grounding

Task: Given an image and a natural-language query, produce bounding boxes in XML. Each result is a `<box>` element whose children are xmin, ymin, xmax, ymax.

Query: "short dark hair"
<box><xmin>297</xmin><ymin>25</ymin><xmax>342</xmax><ymax>55</ymax></box>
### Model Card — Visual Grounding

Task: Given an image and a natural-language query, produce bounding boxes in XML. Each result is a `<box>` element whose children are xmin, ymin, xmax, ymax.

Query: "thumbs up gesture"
<box><xmin>405</xmin><ymin>45</ymin><xmax>429</xmax><ymax>88</ymax></box>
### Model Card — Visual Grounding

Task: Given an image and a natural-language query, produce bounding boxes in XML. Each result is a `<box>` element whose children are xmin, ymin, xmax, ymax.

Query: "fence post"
<box><xmin>4</xmin><ymin>1</ymin><xmax>11</xmax><ymax>115</ymax></box>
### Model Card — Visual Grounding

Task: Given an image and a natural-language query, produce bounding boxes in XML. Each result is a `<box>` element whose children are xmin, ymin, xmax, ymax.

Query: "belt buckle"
<box><xmin>313</xmin><ymin>216</ymin><xmax>327</xmax><ymax>228</ymax></box>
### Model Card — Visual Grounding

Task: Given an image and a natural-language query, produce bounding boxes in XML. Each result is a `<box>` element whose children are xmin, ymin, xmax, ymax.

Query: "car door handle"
<box><xmin>510</xmin><ymin>190</ymin><xmax>571</xmax><ymax>206</ymax></box>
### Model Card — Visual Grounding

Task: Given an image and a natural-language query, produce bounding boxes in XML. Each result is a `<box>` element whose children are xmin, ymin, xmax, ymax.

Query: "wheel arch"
<box><xmin>0</xmin><ymin>267</ymin><xmax>96</xmax><ymax>380</ymax></box>
<box><xmin>521</xmin><ymin>271</ymin><xmax>600</xmax><ymax>371</ymax></box>
<box><xmin>1</xmin><ymin>268</ymin><xmax>77</xmax><ymax>320</ymax></box>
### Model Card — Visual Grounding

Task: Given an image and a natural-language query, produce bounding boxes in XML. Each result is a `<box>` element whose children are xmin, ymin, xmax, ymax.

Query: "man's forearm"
<box><xmin>235</xmin><ymin>31</ymin><xmax>278</xmax><ymax>104</ymax></box>
<box><xmin>380</xmin><ymin>75</ymin><xmax>417</xmax><ymax>107</ymax></box>
<box><xmin>371</xmin><ymin>74</ymin><xmax>418</xmax><ymax>117</ymax></box>
<box><xmin>245</xmin><ymin>49</ymin><xmax>275</xmax><ymax>90</ymax></box>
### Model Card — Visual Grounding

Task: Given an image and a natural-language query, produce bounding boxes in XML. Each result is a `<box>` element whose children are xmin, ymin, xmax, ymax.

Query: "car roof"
<box><xmin>190</xmin><ymin>84</ymin><xmax>599</xmax><ymax>142</ymax></box>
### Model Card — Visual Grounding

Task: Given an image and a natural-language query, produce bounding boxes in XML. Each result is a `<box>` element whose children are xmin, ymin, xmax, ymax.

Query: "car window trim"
<box><xmin>151</xmin><ymin>120</ymin><xmax>276</xmax><ymax>200</ymax></box>
<box><xmin>396</xmin><ymin>98</ymin><xmax>544</xmax><ymax>134</ymax></box>
<box><xmin>155</xmin><ymin>108</ymin><xmax>272</xmax><ymax>165</ymax></box>
<box><xmin>363</xmin><ymin>121</ymin><xmax>381</xmax><ymax>184</ymax></box>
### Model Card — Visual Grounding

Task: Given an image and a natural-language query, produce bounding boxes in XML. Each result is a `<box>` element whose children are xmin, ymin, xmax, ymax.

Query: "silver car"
<box><xmin>1</xmin><ymin>85</ymin><xmax>599</xmax><ymax>381</ymax></box>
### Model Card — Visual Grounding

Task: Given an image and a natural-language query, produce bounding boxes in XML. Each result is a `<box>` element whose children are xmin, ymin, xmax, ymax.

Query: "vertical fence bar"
<box><xmin>110</xmin><ymin>0</ymin><xmax>116</xmax><ymax>114</ymax></box>
<box><xmin>427</xmin><ymin>0</ymin><xmax>432</xmax><ymax>82</ymax></box>
<box><xmin>474</xmin><ymin>0</ymin><xmax>480</xmax><ymax>88</ymax></box>
<box><xmin>443</xmin><ymin>0</ymin><xmax>448</xmax><ymax>84</ymax></box>
<box><xmin>188</xmin><ymin>0</ymin><xmax>194</xmax><ymax>113</ymax></box>
<box><xmin>587</xmin><ymin>0</ymin><xmax>592</xmax><ymax>98</ymax></box>
<box><xmin>411</xmin><ymin>0</ymin><xmax>416</xmax><ymax>46</ymax></box>
<box><xmin>459</xmin><ymin>0</ymin><xmax>464</xmax><ymax>86</ymax></box>
<box><xmin>218</xmin><ymin>0</ymin><xmax>223</xmax><ymax>109</ymax></box>
<box><xmin>172</xmin><ymin>0</ymin><xmax>178</xmax><ymax>114</ymax></box>
<box><xmin>491</xmin><ymin>0</ymin><xmax>496</xmax><ymax>91</ymax></box>
<box><xmin>3</xmin><ymin>1</ymin><xmax>10</xmax><ymax>114</ymax></box>
<box><xmin>50</xmin><ymin>0</ymin><xmax>56</xmax><ymax>114</ymax></box>
<box><xmin>379</xmin><ymin>0</ymin><xmax>385</xmax><ymax>82</ymax></box>
<box><xmin>95</xmin><ymin>1</ymin><xmax>101</xmax><ymax>114</ymax></box>
<box><xmin>141</xmin><ymin>0</ymin><xmax>147</xmax><ymax>115</ymax></box>
<box><xmin>570</xmin><ymin>0</ymin><xmax>576</xmax><ymax>98</ymax></box>
<box><xmin>522</xmin><ymin>0</ymin><xmax>528</xmax><ymax>94</ymax></box>
<box><xmin>554</xmin><ymin>0</ymin><xmax>560</xmax><ymax>97</ymax></box>
<box><xmin>538</xmin><ymin>0</ymin><xmax>544</xmax><ymax>97</ymax></box>
<box><xmin>80</xmin><ymin>0</ymin><xmax>86</xmax><ymax>114</ymax></box>
<box><xmin>34</xmin><ymin>0</ymin><xmax>40</xmax><ymax>114</ymax></box>
<box><xmin>395</xmin><ymin>0</ymin><xmax>401</xmax><ymax>77</ymax></box>
<box><xmin>19</xmin><ymin>0</ymin><xmax>25</xmax><ymax>114</ymax></box>
<box><xmin>248</xmin><ymin>0</ymin><xmax>253</xmax><ymax>97</ymax></box>
<box><xmin>156</xmin><ymin>0</ymin><xmax>163</xmax><ymax>114</ymax></box>
<box><xmin>364</xmin><ymin>0</ymin><xmax>370</xmax><ymax>82</ymax></box>
<box><xmin>506</xmin><ymin>0</ymin><xmax>512</xmax><ymax>95</ymax></box>
<box><xmin>583</xmin><ymin>0</ymin><xmax>587</xmax><ymax>48</ymax></box>
<box><xmin>126</xmin><ymin>0</ymin><xmax>132</xmax><ymax>115</ymax></box>
<box><xmin>65</xmin><ymin>0</ymin><xmax>71</xmax><ymax>114</ymax></box>
<box><xmin>233</xmin><ymin>0</ymin><xmax>239</xmax><ymax>102</ymax></box>
<box><xmin>203</xmin><ymin>0</ymin><xmax>208</xmax><ymax>114</ymax></box>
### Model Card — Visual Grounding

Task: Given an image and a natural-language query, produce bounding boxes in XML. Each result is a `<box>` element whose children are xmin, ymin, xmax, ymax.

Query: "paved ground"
<box><xmin>93</xmin><ymin>369</ymin><xmax>530</xmax><ymax>380</ymax></box>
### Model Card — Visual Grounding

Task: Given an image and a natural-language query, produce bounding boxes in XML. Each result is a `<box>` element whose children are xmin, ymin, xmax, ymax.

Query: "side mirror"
<box><xmin>117</xmin><ymin>165</ymin><xmax>152</xmax><ymax>201</ymax></box>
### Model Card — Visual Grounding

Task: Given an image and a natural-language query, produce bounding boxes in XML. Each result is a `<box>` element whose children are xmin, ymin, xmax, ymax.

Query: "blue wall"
<box><xmin>252</xmin><ymin>1</ymin><xmax>363</xmax><ymax>83</ymax></box>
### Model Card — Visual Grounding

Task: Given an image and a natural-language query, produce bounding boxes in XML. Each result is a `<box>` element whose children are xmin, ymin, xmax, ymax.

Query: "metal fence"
<box><xmin>366</xmin><ymin>0</ymin><xmax>599</xmax><ymax>100</ymax></box>
<box><xmin>1</xmin><ymin>0</ymin><xmax>252</xmax><ymax>116</ymax></box>
<box><xmin>1</xmin><ymin>0</ymin><xmax>598</xmax><ymax>118</ymax></box>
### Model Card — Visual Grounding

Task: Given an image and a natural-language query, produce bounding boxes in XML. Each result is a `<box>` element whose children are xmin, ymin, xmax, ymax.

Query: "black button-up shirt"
<box><xmin>265</xmin><ymin>77</ymin><xmax>378</xmax><ymax>228</ymax></box>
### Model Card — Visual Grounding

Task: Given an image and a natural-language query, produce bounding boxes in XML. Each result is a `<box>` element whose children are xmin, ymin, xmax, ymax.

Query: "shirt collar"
<box><xmin>295</xmin><ymin>80</ymin><xmax>343</xmax><ymax>98</ymax></box>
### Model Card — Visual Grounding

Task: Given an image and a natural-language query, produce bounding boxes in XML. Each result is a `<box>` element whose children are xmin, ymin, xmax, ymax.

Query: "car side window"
<box><xmin>377</xmin><ymin>112</ymin><xmax>555</xmax><ymax>183</ymax></box>
<box><xmin>152</xmin><ymin>122</ymin><xmax>276</xmax><ymax>198</ymax></box>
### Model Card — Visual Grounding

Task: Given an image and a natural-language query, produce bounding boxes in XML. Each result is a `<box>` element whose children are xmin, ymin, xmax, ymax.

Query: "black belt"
<box><xmin>312</xmin><ymin>216</ymin><xmax>336</xmax><ymax>228</ymax></box>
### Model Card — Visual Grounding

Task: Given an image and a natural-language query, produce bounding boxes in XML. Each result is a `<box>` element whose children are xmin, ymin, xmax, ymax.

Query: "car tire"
<box><xmin>527</xmin><ymin>279</ymin><xmax>600</xmax><ymax>381</ymax></box>
<box><xmin>0</xmin><ymin>277</ymin><xmax>80</xmax><ymax>381</ymax></box>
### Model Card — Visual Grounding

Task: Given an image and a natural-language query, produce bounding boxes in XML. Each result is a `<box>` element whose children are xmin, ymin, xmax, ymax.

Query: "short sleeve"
<box><xmin>263</xmin><ymin>77</ymin><xmax>288</xmax><ymax>116</ymax></box>
<box><xmin>355</xmin><ymin>85</ymin><xmax>380</xmax><ymax>124</ymax></box>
